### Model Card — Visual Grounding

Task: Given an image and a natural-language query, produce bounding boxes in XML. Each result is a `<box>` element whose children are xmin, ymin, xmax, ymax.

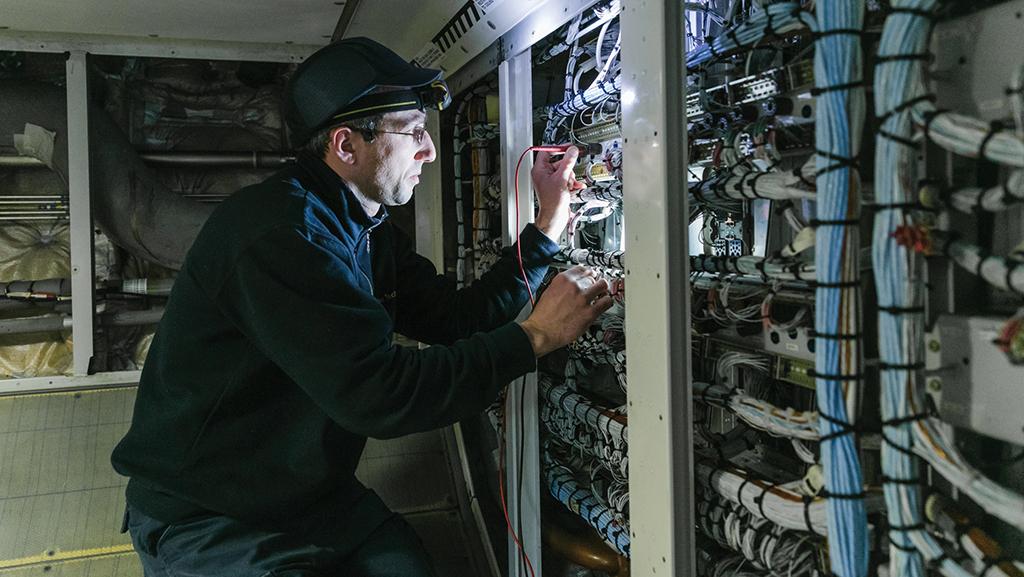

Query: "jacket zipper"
<box><xmin>359</xmin><ymin>233</ymin><xmax>373</xmax><ymax>296</ymax></box>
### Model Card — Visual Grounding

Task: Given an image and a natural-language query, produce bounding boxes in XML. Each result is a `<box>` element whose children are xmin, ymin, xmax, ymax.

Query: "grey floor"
<box><xmin>0</xmin><ymin>386</ymin><xmax>485</xmax><ymax>576</ymax></box>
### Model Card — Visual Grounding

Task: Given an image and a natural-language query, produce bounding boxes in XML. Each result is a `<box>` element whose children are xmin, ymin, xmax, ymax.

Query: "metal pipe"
<box><xmin>104</xmin><ymin>307</ymin><xmax>165</xmax><ymax>327</ymax></box>
<box><xmin>120</xmin><ymin>278</ymin><xmax>175</xmax><ymax>297</ymax></box>
<box><xmin>137</xmin><ymin>151</ymin><xmax>295</xmax><ymax>168</ymax></box>
<box><xmin>542</xmin><ymin>510</ymin><xmax>629</xmax><ymax>576</ymax></box>
<box><xmin>0</xmin><ymin>315</ymin><xmax>69</xmax><ymax>334</ymax></box>
<box><xmin>0</xmin><ymin>155</ymin><xmax>45</xmax><ymax>168</ymax></box>
<box><xmin>2</xmin><ymin>152</ymin><xmax>295</xmax><ymax>169</ymax></box>
<box><xmin>0</xmin><ymin>306</ymin><xmax>164</xmax><ymax>336</ymax></box>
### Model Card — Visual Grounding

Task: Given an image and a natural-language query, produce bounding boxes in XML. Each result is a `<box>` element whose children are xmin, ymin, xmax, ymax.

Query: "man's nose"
<box><xmin>416</xmin><ymin>130</ymin><xmax>437</xmax><ymax>163</ymax></box>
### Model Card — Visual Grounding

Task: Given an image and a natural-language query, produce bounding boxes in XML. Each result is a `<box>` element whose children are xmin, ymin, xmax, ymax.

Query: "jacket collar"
<box><xmin>296</xmin><ymin>152</ymin><xmax>388</xmax><ymax>240</ymax></box>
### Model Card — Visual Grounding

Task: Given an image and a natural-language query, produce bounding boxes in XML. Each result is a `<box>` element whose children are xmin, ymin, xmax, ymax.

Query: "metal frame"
<box><xmin>0</xmin><ymin>30</ymin><xmax>315</xmax><ymax>62</ymax></box>
<box><xmin>498</xmin><ymin>50</ymin><xmax>543</xmax><ymax>577</ymax></box>
<box><xmin>66</xmin><ymin>51</ymin><xmax>96</xmax><ymax>378</ymax></box>
<box><xmin>621</xmin><ymin>1</ymin><xmax>695</xmax><ymax>575</ymax></box>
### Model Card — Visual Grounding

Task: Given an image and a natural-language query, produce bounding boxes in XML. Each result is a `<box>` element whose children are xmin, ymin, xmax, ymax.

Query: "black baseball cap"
<box><xmin>285</xmin><ymin>37</ymin><xmax>451</xmax><ymax>144</ymax></box>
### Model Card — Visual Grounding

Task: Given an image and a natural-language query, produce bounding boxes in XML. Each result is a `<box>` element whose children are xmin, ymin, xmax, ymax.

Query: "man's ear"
<box><xmin>329</xmin><ymin>126</ymin><xmax>358</xmax><ymax>165</ymax></box>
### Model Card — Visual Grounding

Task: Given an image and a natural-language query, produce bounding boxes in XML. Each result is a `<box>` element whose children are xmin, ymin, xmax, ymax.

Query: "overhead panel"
<box><xmin>0</xmin><ymin>0</ymin><xmax>341</xmax><ymax>47</ymax></box>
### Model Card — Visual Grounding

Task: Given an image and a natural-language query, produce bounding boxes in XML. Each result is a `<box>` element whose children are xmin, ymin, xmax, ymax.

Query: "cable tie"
<box><xmin>814</xmin><ymin>149</ymin><xmax>860</xmax><ymax>177</ymax></box>
<box><xmin>921</xmin><ymin>108</ymin><xmax>951</xmax><ymax>142</ymax></box>
<box><xmin>811</xmin><ymin>331</ymin><xmax>861</xmax><ymax>341</ymax></box>
<box><xmin>878</xmin><ymin>361</ymin><xmax>925</xmax><ymax>371</ymax></box>
<box><xmin>877</xmin><ymin>305</ymin><xmax>925</xmax><ymax>315</ymax></box>
<box><xmin>820</xmin><ymin>489</ymin><xmax>867</xmax><ymax>500</ymax></box>
<box><xmin>887</xmin><ymin>7</ymin><xmax>937</xmax><ymax>18</ymax></box>
<box><xmin>737</xmin><ymin>478</ymin><xmax>751</xmax><ymax>504</ymax></box>
<box><xmin>810</xmin><ymin>279</ymin><xmax>860</xmax><ymax>289</ymax></box>
<box><xmin>755</xmin><ymin>482</ymin><xmax>778</xmax><ymax>520</ymax></box>
<box><xmin>878</xmin><ymin>129</ymin><xmax>919</xmax><ymax>148</ymax></box>
<box><xmin>749</xmin><ymin>171</ymin><xmax>770</xmax><ymax>200</ymax></box>
<box><xmin>877</xmin><ymin>94</ymin><xmax>936</xmax><ymax>124</ymax></box>
<box><xmin>754</xmin><ymin>257</ymin><xmax>770</xmax><ymax>283</ymax></box>
<box><xmin>791</xmin><ymin>167</ymin><xmax>815</xmax><ymax>189</ymax></box>
<box><xmin>1001</xmin><ymin>180</ymin><xmax>1024</xmax><ymax>207</ymax></box>
<box><xmin>725</xmin><ymin>27</ymin><xmax>742</xmax><ymax>48</ymax></box>
<box><xmin>810</xmin><ymin>79</ymin><xmax>867</xmax><ymax>96</ymax></box>
<box><xmin>876</xmin><ymin>53</ymin><xmax>932</xmax><ymax>64</ymax></box>
<box><xmin>810</xmin><ymin>217</ymin><xmax>860</xmax><ymax>228</ymax></box>
<box><xmin>889</xmin><ymin>522</ymin><xmax>926</xmax><ymax>533</ymax></box>
<box><xmin>801</xmin><ymin>494</ymin><xmax>820</xmax><ymax>536</ymax></box>
<box><xmin>882</xmin><ymin>412</ymin><xmax>929</xmax><ymax>427</ymax></box>
<box><xmin>881</xmin><ymin>475</ymin><xmax>922</xmax><ymax>486</ymax></box>
<box><xmin>890</xmin><ymin>540</ymin><xmax>918</xmax><ymax>553</ymax></box>
<box><xmin>882</xmin><ymin>432</ymin><xmax>916</xmax><ymax>457</ymax></box>
<box><xmin>811</xmin><ymin>28</ymin><xmax>867</xmax><ymax>41</ymax></box>
<box><xmin>978</xmin><ymin>120</ymin><xmax>1005</xmax><ymax>162</ymax></box>
<box><xmin>707</xmin><ymin>40</ymin><xmax>723</xmax><ymax>60</ymax></box>
<box><xmin>764</xmin><ymin>9</ymin><xmax>779</xmax><ymax>37</ymax></box>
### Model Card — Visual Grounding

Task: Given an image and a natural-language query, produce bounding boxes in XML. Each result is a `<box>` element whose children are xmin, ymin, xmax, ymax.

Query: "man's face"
<box><xmin>362</xmin><ymin>110</ymin><xmax>436</xmax><ymax>206</ymax></box>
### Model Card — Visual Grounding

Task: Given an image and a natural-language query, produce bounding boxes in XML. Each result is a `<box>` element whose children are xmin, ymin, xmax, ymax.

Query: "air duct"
<box><xmin>0</xmin><ymin>82</ymin><xmax>216</xmax><ymax>270</ymax></box>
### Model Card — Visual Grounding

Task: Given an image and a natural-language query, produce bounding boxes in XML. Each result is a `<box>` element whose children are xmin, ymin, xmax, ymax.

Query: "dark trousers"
<box><xmin>125</xmin><ymin>504</ymin><xmax>438</xmax><ymax>577</ymax></box>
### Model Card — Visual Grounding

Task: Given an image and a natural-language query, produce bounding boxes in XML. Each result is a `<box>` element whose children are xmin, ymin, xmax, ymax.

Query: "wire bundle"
<box><xmin>686</xmin><ymin>3</ymin><xmax>812</xmax><ymax>73</ymax></box>
<box><xmin>694</xmin><ymin>381</ymin><xmax>820</xmax><ymax>441</ymax></box>
<box><xmin>874</xmin><ymin>3</ymin><xmax>980</xmax><ymax>577</ymax></box>
<box><xmin>542</xmin><ymin>446</ymin><xmax>631</xmax><ymax>557</ymax></box>
<box><xmin>807</xmin><ymin>2</ymin><xmax>871</xmax><ymax>577</ymax></box>
<box><xmin>697</xmin><ymin>487</ymin><xmax>820</xmax><ymax>577</ymax></box>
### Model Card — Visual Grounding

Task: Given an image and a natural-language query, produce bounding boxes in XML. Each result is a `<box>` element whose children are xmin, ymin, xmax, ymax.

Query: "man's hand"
<box><xmin>519</xmin><ymin>266</ymin><xmax>614</xmax><ymax>357</ymax></box>
<box><xmin>532</xmin><ymin>146</ymin><xmax>586</xmax><ymax>241</ymax></box>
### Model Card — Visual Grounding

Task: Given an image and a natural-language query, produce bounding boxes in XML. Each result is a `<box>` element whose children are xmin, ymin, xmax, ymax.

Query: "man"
<box><xmin>111</xmin><ymin>37</ymin><xmax>611</xmax><ymax>576</ymax></box>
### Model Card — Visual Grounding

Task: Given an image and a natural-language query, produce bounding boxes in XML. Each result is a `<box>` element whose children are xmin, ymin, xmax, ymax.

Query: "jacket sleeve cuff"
<box><xmin>518</xmin><ymin>223</ymin><xmax>560</xmax><ymax>267</ymax></box>
<box><xmin>488</xmin><ymin>322</ymin><xmax>538</xmax><ymax>384</ymax></box>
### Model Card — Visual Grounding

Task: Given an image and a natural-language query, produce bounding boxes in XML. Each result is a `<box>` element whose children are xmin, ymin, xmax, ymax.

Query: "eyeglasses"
<box><xmin>376</xmin><ymin>125</ymin><xmax>428</xmax><ymax>144</ymax></box>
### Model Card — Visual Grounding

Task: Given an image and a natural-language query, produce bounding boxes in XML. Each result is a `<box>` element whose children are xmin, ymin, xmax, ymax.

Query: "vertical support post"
<box><xmin>498</xmin><ymin>50</ymin><xmax>542</xmax><ymax>577</ymax></box>
<box><xmin>416</xmin><ymin>111</ymin><xmax>445</xmax><ymax>270</ymax></box>
<box><xmin>66</xmin><ymin>51</ymin><xmax>95</xmax><ymax>376</ymax></box>
<box><xmin>621</xmin><ymin>1</ymin><xmax>695</xmax><ymax>575</ymax></box>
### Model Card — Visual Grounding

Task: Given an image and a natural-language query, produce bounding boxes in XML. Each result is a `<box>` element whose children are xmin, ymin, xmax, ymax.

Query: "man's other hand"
<box><xmin>532</xmin><ymin>146</ymin><xmax>586</xmax><ymax>241</ymax></box>
<box><xmin>519</xmin><ymin>266</ymin><xmax>614</xmax><ymax>357</ymax></box>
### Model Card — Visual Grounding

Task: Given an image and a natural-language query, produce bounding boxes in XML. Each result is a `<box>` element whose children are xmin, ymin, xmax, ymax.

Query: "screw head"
<box><xmin>928</xmin><ymin>379</ymin><xmax>942</xmax><ymax>392</ymax></box>
<box><xmin>928</xmin><ymin>340</ymin><xmax>941</xmax><ymax>352</ymax></box>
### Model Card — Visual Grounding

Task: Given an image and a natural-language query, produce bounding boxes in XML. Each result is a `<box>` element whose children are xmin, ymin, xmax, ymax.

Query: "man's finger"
<box><xmin>590</xmin><ymin>293</ymin><xmax>615</xmax><ymax>314</ymax></box>
<box><xmin>582</xmin><ymin>278</ymin><xmax>610</xmax><ymax>299</ymax></box>
<box><xmin>558</xmin><ymin>148</ymin><xmax>580</xmax><ymax>179</ymax></box>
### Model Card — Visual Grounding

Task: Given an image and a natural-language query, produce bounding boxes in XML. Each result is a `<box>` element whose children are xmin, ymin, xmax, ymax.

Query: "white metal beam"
<box><xmin>0</xmin><ymin>371</ymin><xmax>141</xmax><ymax>396</ymax></box>
<box><xmin>621</xmin><ymin>1</ymin><xmax>695</xmax><ymax>575</ymax></box>
<box><xmin>498</xmin><ymin>51</ymin><xmax>542</xmax><ymax>577</ymax></box>
<box><xmin>0</xmin><ymin>30</ymin><xmax>315</xmax><ymax>63</ymax></box>
<box><xmin>66</xmin><ymin>51</ymin><xmax>95</xmax><ymax>377</ymax></box>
